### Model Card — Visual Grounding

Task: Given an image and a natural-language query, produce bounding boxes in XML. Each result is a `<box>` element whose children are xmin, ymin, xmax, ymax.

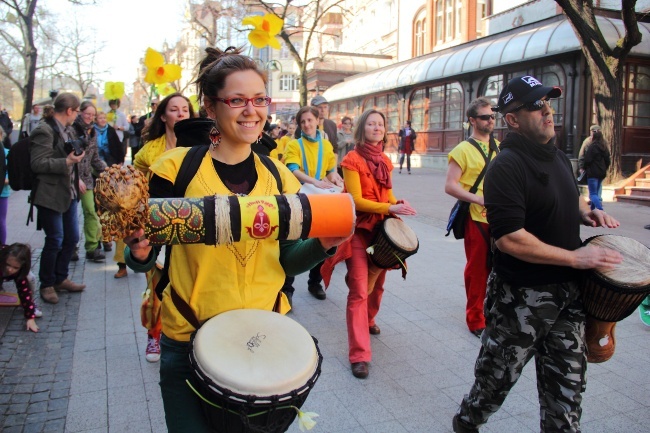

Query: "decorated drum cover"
<box><xmin>193</xmin><ymin>309</ymin><xmax>318</xmax><ymax>397</ymax></box>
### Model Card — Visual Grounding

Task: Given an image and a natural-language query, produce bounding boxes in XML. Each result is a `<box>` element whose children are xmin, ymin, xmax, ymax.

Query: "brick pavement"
<box><xmin>0</xmin><ymin>167</ymin><xmax>649</xmax><ymax>432</ymax></box>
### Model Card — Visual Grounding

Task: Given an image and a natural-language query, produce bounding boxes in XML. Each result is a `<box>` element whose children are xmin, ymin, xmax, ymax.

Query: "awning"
<box><xmin>324</xmin><ymin>16</ymin><xmax>650</xmax><ymax>102</ymax></box>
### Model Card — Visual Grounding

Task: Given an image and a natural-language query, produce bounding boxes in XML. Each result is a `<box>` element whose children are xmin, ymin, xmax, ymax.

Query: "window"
<box><xmin>626</xmin><ymin>64</ymin><xmax>650</xmax><ymax>127</ymax></box>
<box><xmin>539</xmin><ymin>65</ymin><xmax>565</xmax><ymax>126</ymax></box>
<box><xmin>445</xmin><ymin>0</ymin><xmax>453</xmax><ymax>40</ymax></box>
<box><xmin>436</xmin><ymin>0</ymin><xmax>443</xmax><ymax>43</ymax></box>
<box><xmin>413</xmin><ymin>8</ymin><xmax>427</xmax><ymax>57</ymax></box>
<box><xmin>477</xmin><ymin>0</ymin><xmax>487</xmax><ymax>37</ymax></box>
<box><xmin>409</xmin><ymin>82</ymin><xmax>464</xmax><ymax>131</ymax></box>
<box><xmin>279</xmin><ymin>74</ymin><xmax>300</xmax><ymax>91</ymax></box>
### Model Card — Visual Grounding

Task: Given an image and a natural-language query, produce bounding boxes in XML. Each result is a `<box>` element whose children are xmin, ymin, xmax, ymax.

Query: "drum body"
<box><xmin>369</xmin><ymin>218</ymin><xmax>419</xmax><ymax>269</ymax></box>
<box><xmin>581</xmin><ymin>235</ymin><xmax>650</xmax><ymax>363</ymax></box>
<box><xmin>189</xmin><ymin>309</ymin><xmax>322</xmax><ymax>433</ymax></box>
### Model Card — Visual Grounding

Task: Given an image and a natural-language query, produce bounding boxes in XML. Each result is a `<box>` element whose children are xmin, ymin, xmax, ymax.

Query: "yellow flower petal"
<box><xmin>268</xmin><ymin>36</ymin><xmax>281</xmax><ymax>50</ymax></box>
<box><xmin>242</xmin><ymin>15</ymin><xmax>263</xmax><ymax>28</ymax></box>
<box><xmin>162</xmin><ymin>64</ymin><xmax>182</xmax><ymax>82</ymax></box>
<box><xmin>144</xmin><ymin>48</ymin><xmax>164</xmax><ymax>69</ymax></box>
<box><xmin>248</xmin><ymin>30</ymin><xmax>272</xmax><ymax>49</ymax></box>
<box><xmin>104</xmin><ymin>82</ymin><xmax>125</xmax><ymax>100</ymax></box>
<box><xmin>263</xmin><ymin>14</ymin><xmax>283</xmax><ymax>36</ymax></box>
<box><xmin>189</xmin><ymin>95</ymin><xmax>200</xmax><ymax>113</ymax></box>
<box><xmin>297</xmin><ymin>410</ymin><xmax>319</xmax><ymax>431</ymax></box>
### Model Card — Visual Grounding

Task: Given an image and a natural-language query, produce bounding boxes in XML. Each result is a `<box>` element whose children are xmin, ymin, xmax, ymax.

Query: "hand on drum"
<box><xmin>123</xmin><ymin>228</ymin><xmax>152</xmax><ymax>262</ymax></box>
<box><xmin>325</xmin><ymin>171</ymin><xmax>344</xmax><ymax>188</ymax></box>
<box><xmin>572</xmin><ymin>244</ymin><xmax>623</xmax><ymax>270</ymax></box>
<box><xmin>581</xmin><ymin>209</ymin><xmax>620</xmax><ymax>229</ymax></box>
<box><xmin>389</xmin><ymin>200</ymin><xmax>417</xmax><ymax>216</ymax></box>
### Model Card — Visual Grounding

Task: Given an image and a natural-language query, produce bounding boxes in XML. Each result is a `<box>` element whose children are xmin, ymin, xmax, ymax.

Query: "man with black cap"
<box><xmin>310</xmin><ymin>95</ymin><xmax>338</xmax><ymax>152</ymax></box>
<box><xmin>452</xmin><ymin>76</ymin><xmax>622</xmax><ymax>433</ymax></box>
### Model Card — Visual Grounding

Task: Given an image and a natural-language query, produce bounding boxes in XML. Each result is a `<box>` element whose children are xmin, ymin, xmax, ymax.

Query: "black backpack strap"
<box><xmin>173</xmin><ymin>145</ymin><xmax>210</xmax><ymax>197</ymax></box>
<box><xmin>258</xmin><ymin>153</ymin><xmax>283</xmax><ymax>192</ymax></box>
<box><xmin>465</xmin><ymin>138</ymin><xmax>494</xmax><ymax>194</ymax></box>
<box><xmin>155</xmin><ymin>145</ymin><xmax>209</xmax><ymax>300</ymax></box>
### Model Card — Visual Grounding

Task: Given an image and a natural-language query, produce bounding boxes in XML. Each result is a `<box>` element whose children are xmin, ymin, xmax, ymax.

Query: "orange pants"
<box><xmin>345</xmin><ymin>230</ymin><xmax>386</xmax><ymax>364</ymax></box>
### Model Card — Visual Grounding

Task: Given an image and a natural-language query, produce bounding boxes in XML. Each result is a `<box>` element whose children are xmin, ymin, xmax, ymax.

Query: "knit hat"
<box><xmin>496</xmin><ymin>75</ymin><xmax>562</xmax><ymax>113</ymax></box>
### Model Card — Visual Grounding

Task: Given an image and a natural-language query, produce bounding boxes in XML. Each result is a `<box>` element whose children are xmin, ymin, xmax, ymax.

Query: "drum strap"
<box><xmin>169</xmin><ymin>285</ymin><xmax>202</xmax><ymax>330</ymax></box>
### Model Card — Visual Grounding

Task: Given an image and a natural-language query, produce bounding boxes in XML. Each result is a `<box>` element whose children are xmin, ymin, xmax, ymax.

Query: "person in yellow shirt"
<box><xmin>131</xmin><ymin>92</ymin><xmax>194</xmax><ymax>363</ymax></box>
<box><xmin>124</xmin><ymin>47</ymin><xmax>348</xmax><ymax>433</ymax></box>
<box><xmin>282</xmin><ymin>106</ymin><xmax>344</xmax><ymax>301</ymax></box>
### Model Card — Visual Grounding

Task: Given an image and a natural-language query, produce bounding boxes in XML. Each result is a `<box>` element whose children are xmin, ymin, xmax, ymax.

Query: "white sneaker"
<box><xmin>145</xmin><ymin>335</ymin><xmax>161</xmax><ymax>362</ymax></box>
<box><xmin>34</xmin><ymin>307</ymin><xmax>43</xmax><ymax>318</ymax></box>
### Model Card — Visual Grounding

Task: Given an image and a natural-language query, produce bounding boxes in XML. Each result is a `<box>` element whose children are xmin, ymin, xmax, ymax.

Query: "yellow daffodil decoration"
<box><xmin>144</xmin><ymin>48</ymin><xmax>182</xmax><ymax>85</ymax></box>
<box><xmin>242</xmin><ymin>13</ymin><xmax>283</xmax><ymax>49</ymax></box>
<box><xmin>104</xmin><ymin>82</ymin><xmax>125</xmax><ymax>100</ymax></box>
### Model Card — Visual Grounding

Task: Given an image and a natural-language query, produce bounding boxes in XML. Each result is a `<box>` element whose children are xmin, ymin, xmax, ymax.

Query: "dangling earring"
<box><xmin>209</xmin><ymin>121</ymin><xmax>221</xmax><ymax>150</ymax></box>
<box><xmin>256</xmin><ymin>133</ymin><xmax>262</xmax><ymax>145</ymax></box>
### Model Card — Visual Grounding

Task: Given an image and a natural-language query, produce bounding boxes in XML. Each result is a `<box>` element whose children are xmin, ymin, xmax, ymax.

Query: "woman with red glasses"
<box><xmin>124</xmin><ymin>47</ymin><xmax>348</xmax><ymax>432</ymax></box>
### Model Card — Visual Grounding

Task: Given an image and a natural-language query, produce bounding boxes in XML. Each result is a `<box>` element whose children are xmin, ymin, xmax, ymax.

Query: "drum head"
<box><xmin>383</xmin><ymin>218</ymin><xmax>418</xmax><ymax>252</ymax></box>
<box><xmin>193</xmin><ymin>309</ymin><xmax>318</xmax><ymax>397</ymax></box>
<box><xmin>585</xmin><ymin>235</ymin><xmax>650</xmax><ymax>289</ymax></box>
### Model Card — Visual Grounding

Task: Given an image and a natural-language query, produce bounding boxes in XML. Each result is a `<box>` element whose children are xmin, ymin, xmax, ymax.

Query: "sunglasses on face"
<box><xmin>511</xmin><ymin>99</ymin><xmax>549</xmax><ymax>113</ymax></box>
<box><xmin>473</xmin><ymin>114</ymin><xmax>495</xmax><ymax>121</ymax></box>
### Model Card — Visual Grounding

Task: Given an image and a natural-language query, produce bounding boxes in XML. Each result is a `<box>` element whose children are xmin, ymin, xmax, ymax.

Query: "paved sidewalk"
<box><xmin>0</xmin><ymin>167</ymin><xmax>649</xmax><ymax>433</ymax></box>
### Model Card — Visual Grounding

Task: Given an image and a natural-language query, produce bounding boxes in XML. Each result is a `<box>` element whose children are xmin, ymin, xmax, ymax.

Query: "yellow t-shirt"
<box><xmin>150</xmin><ymin>148</ymin><xmax>301</xmax><ymax>341</ymax></box>
<box><xmin>447</xmin><ymin>139</ymin><xmax>499</xmax><ymax>223</ymax></box>
<box><xmin>133</xmin><ymin>135</ymin><xmax>167</xmax><ymax>176</ymax></box>
<box><xmin>283</xmin><ymin>136</ymin><xmax>336</xmax><ymax>180</ymax></box>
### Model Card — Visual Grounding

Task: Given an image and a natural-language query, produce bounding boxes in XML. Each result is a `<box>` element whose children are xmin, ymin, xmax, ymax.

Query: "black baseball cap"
<box><xmin>496</xmin><ymin>75</ymin><xmax>562</xmax><ymax>113</ymax></box>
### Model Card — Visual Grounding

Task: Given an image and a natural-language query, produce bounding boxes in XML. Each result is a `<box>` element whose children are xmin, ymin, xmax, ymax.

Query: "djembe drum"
<box><xmin>581</xmin><ymin>235</ymin><xmax>650</xmax><ymax>363</ymax></box>
<box><xmin>365</xmin><ymin>217</ymin><xmax>419</xmax><ymax>292</ymax></box>
<box><xmin>188</xmin><ymin>309</ymin><xmax>322</xmax><ymax>433</ymax></box>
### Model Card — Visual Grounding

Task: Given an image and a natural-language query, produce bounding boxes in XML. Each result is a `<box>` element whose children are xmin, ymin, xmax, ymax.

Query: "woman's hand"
<box><xmin>26</xmin><ymin>318</ymin><xmax>39</xmax><ymax>333</ymax></box>
<box><xmin>326</xmin><ymin>171</ymin><xmax>344</xmax><ymax>187</ymax></box>
<box><xmin>79</xmin><ymin>179</ymin><xmax>87</xmax><ymax>195</ymax></box>
<box><xmin>389</xmin><ymin>202</ymin><xmax>417</xmax><ymax>216</ymax></box>
<box><xmin>313</xmin><ymin>179</ymin><xmax>337</xmax><ymax>189</ymax></box>
<box><xmin>124</xmin><ymin>228</ymin><xmax>151</xmax><ymax>262</ymax></box>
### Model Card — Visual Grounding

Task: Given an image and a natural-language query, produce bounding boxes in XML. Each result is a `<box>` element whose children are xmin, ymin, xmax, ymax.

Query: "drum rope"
<box><xmin>214</xmin><ymin>195</ymin><xmax>234</xmax><ymax>245</ymax></box>
<box><xmin>286</xmin><ymin>194</ymin><xmax>303</xmax><ymax>240</ymax></box>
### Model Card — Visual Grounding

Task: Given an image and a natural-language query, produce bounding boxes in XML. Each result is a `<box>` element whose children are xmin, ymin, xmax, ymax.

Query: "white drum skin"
<box><xmin>193</xmin><ymin>309</ymin><xmax>318</xmax><ymax>398</ymax></box>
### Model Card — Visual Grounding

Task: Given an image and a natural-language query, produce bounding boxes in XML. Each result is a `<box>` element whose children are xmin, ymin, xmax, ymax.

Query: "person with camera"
<box><xmin>30</xmin><ymin>93</ymin><xmax>86</xmax><ymax>305</ymax></box>
<box><xmin>73</xmin><ymin>101</ymin><xmax>107</xmax><ymax>263</ymax></box>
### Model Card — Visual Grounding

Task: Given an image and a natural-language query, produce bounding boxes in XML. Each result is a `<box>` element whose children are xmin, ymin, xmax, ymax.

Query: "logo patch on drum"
<box><xmin>246</xmin><ymin>332</ymin><xmax>266</xmax><ymax>353</ymax></box>
<box><xmin>244</xmin><ymin>200</ymin><xmax>279</xmax><ymax>239</ymax></box>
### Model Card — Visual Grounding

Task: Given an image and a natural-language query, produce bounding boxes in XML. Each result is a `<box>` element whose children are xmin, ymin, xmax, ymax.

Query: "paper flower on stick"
<box><xmin>104</xmin><ymin>82</ymin><xmax>125</xmax><ymax>100</ymax></box>
<box><xmin>242</xmin><ymin>13</ymin><xmax>283</xmax><ymax>49</ymax></box>
<box><xmin>144</xmin><ymin>48</ymin><xmax>182</xmax><ymax>85</ymax></box>
<box><xmin>155</xmin><ymin>83</ymin><xmax>176</xmax><ymax>97</ymax></box>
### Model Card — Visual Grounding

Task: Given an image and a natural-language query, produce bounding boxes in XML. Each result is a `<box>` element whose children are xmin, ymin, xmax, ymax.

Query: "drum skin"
<box><xmin>189</xmin><ymin>309</ymin><xmax>323</xmax><ymax>433</ymax></box>
<box><xmin>582</xmin><ymin>235</ymin><xmax>650</xmax><ymax>363</ymax></box>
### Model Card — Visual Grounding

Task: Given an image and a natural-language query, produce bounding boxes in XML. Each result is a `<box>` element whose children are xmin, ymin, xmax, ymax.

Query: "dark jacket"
<box><xmin>72</xmin><ymin>120</ymin><xmax>106</xmax><ymax>188</ymax></box>
<box><xmin>30</xmin><ymin>119</ymin><xmax>77</xmax><ymax>213</ymax></box>
<box><xmin>322</xmin><ymin>118</ymin><xmax>338</xmax><ymax>151</ymax></box>
<box><xmin>583</xmin><ymin>141</ymin><xmax>611</xmax><ymax>180</ymax></box>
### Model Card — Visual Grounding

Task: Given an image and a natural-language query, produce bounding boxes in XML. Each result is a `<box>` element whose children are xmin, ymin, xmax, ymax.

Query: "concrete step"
<box><xmin>636</xmin><ymin>178</ymin><xmax>650</xmax><ymax>187</ymax></box>
<box><xmin>625</xmin><ymin>186</ymin><xmax>650</xmax><ymax>197</ymax></box>
<box><xmin>645</xmin><ymin>171</ymin><xmax>650</xmax><ymax>179</ymax></box>
<box><xmin>616</xmin><ymin>194</ymin><xmax>650</xmax><ymax>206</ymax></box>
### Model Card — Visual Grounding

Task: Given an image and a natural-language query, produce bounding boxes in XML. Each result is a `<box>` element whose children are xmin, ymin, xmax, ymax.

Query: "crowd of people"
<box><xmin>0</xmin><ymin>51</ymin><xmax>628</xmax><ymax>432</ymax></box>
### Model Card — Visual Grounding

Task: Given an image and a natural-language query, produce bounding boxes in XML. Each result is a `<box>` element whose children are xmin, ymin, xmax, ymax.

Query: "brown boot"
<box><xmin>114</xmin><ymin>267</ymin><xmax>128</xmax><ymax>279</ymax></box>
<box><xmin>40</xmin><ymin>287</ymin><xmax>59</xmax><ymax>304</ymax></box>
<box><xmin>54</xmin><ymin>279</ymin><xmax>86</xmax><ymax>292</ymax></box>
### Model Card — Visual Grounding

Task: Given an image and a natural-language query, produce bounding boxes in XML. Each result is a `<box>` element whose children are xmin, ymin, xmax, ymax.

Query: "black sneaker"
<box><xmin>85</xmin><ymin>248</ymin><xmax>106</xmax><ymax>262</ymax></box>
<box><xmin>103</xmin><ymin>242</ymin><xmax>113</xmax><ymax>252</ymax></box>
<box><xmin>282</xmin><ymin>290</ymin><xmax>293</xmax><ymax>309</ymax></box>
<box><xmin>452</xmin><ymin>414</ymin><xmax>479</xmax><ymax>433</ymax></box>
<box><xmin>70</xmin><ymin>248</ymin><xmax>79</xmax><ymax>262</ymax></box>
<box><xmin>308</xmin><ymin>284</ymin><xmax>326</xmax><ymax>300</ymax></box>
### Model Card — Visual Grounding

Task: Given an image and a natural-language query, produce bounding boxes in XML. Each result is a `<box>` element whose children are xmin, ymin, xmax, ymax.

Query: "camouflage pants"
<box><xmin>457</xmin><ymin>272</ymin><xmax>587</xmax><ymax>432</ymax></box>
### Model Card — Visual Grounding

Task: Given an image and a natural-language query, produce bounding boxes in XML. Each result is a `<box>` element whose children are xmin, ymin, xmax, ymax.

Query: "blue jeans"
<box><xmin>37</xmin><ymin>200</ymin><xmax>80</xmax><ymax>288</ymax></box>
<box><xmin>587</xmin><ymin>178</ymin><xmax>603</xmax><ymax>210</ymax></box>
